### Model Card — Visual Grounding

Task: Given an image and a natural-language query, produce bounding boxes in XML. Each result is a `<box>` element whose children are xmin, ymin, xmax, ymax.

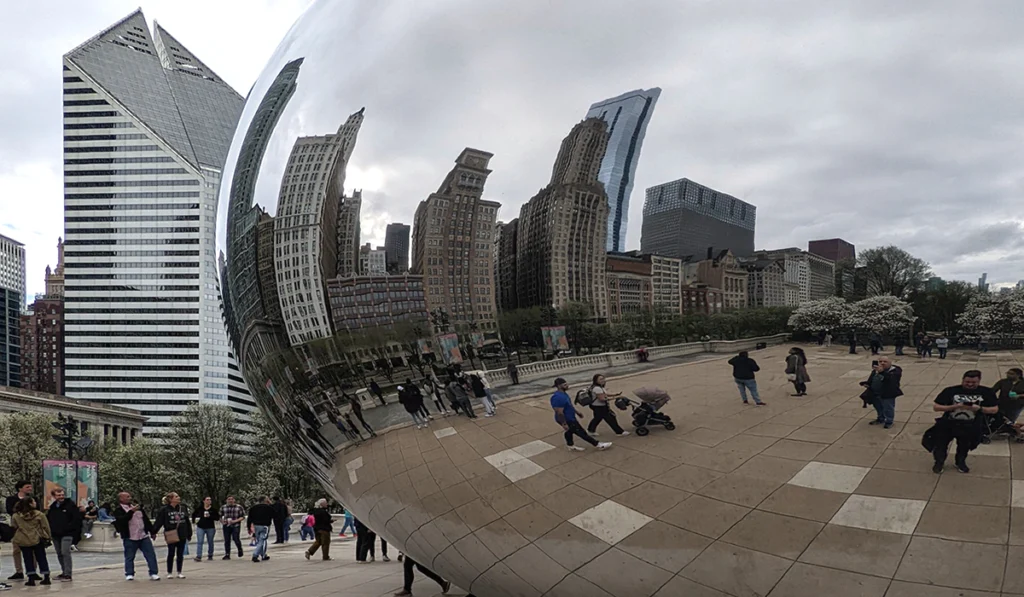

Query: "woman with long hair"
<box><xmin>785</xmin><ymin>347</ymin><xmax>811</xmax><ymax>396</ymax></box>
<box><xmin>586</xmin><ymin>374</ymin><xmax>629</xmax><ymax>436</ymax></box>
<box><xmin>12</xmin><ymin>497</ymin><xmax>52</xmax><ymax>586</ymax></box>
<box><xmin>152</xmin><ymin>492</ymin><xmax>192</xmax><ymax>579</ymax></box>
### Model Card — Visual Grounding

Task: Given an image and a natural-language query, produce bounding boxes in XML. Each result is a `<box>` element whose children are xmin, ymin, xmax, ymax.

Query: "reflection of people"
<box><xmin>448</xmin><ymin>378</ymin><xmax>476</xmax><ymax>418</ymax></box>
<box><xmin>930</xmin><ymin>370</ymin><xmax>998</xmax><ymax>474</ymax></box>
<box><xmin>423</xmin><ymin>377</ymin><xmax>449</xmax><ymax>415</ymax></box>
<box><xmin>368</xmin><ymin>381</ymin><xmax>387</xmax><ymax>406</ymax></box>
<box><xmin>506</xmin><ymin>362</ymin><xmax>519</xmax><ymax>385</ymax></box>
<box><xmin>346</xmin><ymin>394</ymin><xmax>376</xmax><ymax>436</ymax></box>
<box><xmin>394</xmin><ymin>556</ymin><xmax>451</xmax><ymax>596</ymax></box>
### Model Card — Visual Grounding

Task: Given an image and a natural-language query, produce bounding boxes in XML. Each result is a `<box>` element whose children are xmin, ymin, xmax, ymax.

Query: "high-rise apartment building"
<box><xmin>45</xmin><ymin>238</ymin><xmax>66</xmax><ymax>297</ymax></box>
<box><xmin>273</xmin><ymin>109</ymin><xmax>364</xmax><ymax>345</ymax></box>
<box><xmin>336</xmin><ymin>190</ymin><xmax>361</xmax><ymax>277</ymax></box>
<box><xmin>605</xmin><ymin>253</ymin><xmax>653</xmax><ymax>322</ymax></box>
<box><xmin>0</xmin><ymin>288</ymin><xmax>20</xmax><ymax>388</ymax></box>
<box><xmin>385</xmin><ymin>223</ymin><xmax>410</xmax><ymax>274</ymax></box>
<box><xmin>496</xmin><ymin>220</ymin><xmax>519</xmax><ymax>311</ymax></box>
<box><xmin>755</xmin><ymin>248</ymin><xmax>835</xmax><ymax>302</ymax></box>
<box><xmin>743</xmin><ymin>259</ymin><xmax>787</xmax><ymax>308</ymax></box>
<box><xmin>641</xmin><ymin>178</ymin><xmax>756</xmax><ymax>259</ymax></box>
<box><xmin>411</xmin><ymin>149</ymin><xmax>500</xmax><ymax>331</ymax></box>
<box><xmin>808</xmin><ymin>238</ymin><xmax>855</xmax><ymax>263</ymax></box>
<box><xmin>0</xmin><ymin>234</ymin><xmax>26</xmax><ymax>310</ymax></box>
<box><xmin>20</xmin><ymin>238</ymin><xmax>66</xmax><ymax>395</ymax></box>
<box><xmin>359</xmin><ymin>244</ymin><xmax>387</xmax><ymax>275</ymax></box>
<box><xmin>62</xmin><ymin>10</ymin><xmax>254</xmax><ymax>434</ymax></box>
<box><xmin>610</xmin><ymin>251</ymin><xmax>681</xmax><ymax>313</ymax></box>
<box><xmin>586</xmin><ymin>88</ymin><xmax>661</xmax><ymax>252</ymax></box>
<box><xmin>516</xmin><ymin>119</ymin><xmax>610</xmax><ymax>318</ymax></box>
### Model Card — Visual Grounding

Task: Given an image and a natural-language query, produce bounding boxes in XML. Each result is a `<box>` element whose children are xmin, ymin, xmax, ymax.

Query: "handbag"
<box><xmin>164</xmin><ymin>528</ymin><xmax>180</xmax><ymax>545</ymax></box>
<box><xmin>786</xmin><ymin>373</ymin><xmax>797</xmax><ymax>382</ymax></box>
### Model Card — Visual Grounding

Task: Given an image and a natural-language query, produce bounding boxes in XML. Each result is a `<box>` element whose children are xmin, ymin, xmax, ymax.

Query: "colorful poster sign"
<box><xmin>469</xmin><ymin>332</ymin><xmax>485</xmax><ymax>348</ymax></box>
<box><xmin>541</xmin><ymin>326</ymin><xmax>570</xmax><ymax>352</ymax></box>
<box><xmin>438</xmin><ymin>334</ymin><xmax>463</xmax><ymax>364</ymax></box>
<box><xmin>76</xmin><ymin>461</ymin><xmax>99</xmax><ymax>508</ymax></box>
<box><xmin>42</xmin><ymin>460</ymin><xmax>77</xmax><ymax>508</ymax></box>
<box><xmin>416</xmin><ymin>338</ymin><xmax>433</xmax><ymax>355</ymax></box>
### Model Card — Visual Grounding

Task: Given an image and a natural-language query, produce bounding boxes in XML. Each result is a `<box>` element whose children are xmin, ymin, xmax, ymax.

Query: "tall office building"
<box><xmin>0</xmin><ymin>234</ymin><xmax>24</xmax><ymax>387</ymax></box>
<box><xmin>359</xmin><ymin>244</ymin><xmax>387</xmax><ymax>275</ymax></box>
<box><xmin>641</xmin><ymin>178</ymin><xmax>756</xmax><ymax>259</ymax></box>
<box><xmin>0</xmin><ymin>234</ymin><xmax>26</xmax><ymax>311</ymax></box>
<box><xmin>496</xmin><ymin>220</ymin><xmax>519</xmax><ymax>311</ymax></box>
<box><xmin>384</xmin><ymin>223</ymin><xmax>410</xmax><ymax>274</ymax></box>
<box><xmin>336</xmin><ymin>190</ymin><xmax>362</xmax><ymax>277</ymax></box>
<box><xmin>61</xmin><ymin>10</ymin><xmax>254</xmax><ymax>435</ymax></box>
<box><xmin>411</xmin><ymin>148</ymin><xmax>500</xmax><ymax>330</ymax></box>
<box><xmin>20</xmin><ymin>238</ymin><xmax>66</xmax><ymax>395</ymax></box>
<box><xmin>586</xmin><ymin>88</ymin><xmax>661</xmax><ymax>252</ymax></box>
<box><xmin>808</xmin><ymin>238</ymin><xmax>855</xmax><ymax>263</ymax></box>
<box><xmin>516</xmin><ymin>119</ymin><xmax>609</xmax><ymax>318</ymax></box>
<box><xmin>273</xmin><ymin>108</ymin><xmax>364</xmax><ymax>345</ymax></box>
<box><xmin>755</xmin><ymin>248</ymin><xmax>835</xmax><ymax>302</ymax></box>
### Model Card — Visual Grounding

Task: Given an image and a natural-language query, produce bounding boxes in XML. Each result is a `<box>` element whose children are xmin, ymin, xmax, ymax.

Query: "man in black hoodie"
<box><xmin>5</xmin><ymin>480</ymin><xmax>32</xmax><ymax>581</ymax></box>
<box><xmin>271</xmin><ymin>497</ymin><xmax>287</xmax><ymax>544</ymax></box>
<box><xmin>728</xmin><ymin>351</ymin><xmax>765</xmax><ymax>406</ymax></box>
<box><xmin>47</xmin><ymin>487</ymin><xmax>80</xmax><ymax>582</ymax></box>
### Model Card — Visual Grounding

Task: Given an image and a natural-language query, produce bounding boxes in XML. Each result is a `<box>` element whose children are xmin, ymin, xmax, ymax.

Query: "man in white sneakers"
<box><xmin>550</xmin><ymin>377</ymin><xmax>611</xmax><ymax>452</ymax></box>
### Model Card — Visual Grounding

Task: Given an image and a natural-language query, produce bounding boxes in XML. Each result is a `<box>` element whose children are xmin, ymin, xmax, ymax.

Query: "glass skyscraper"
<box><xmin>62</xmin><ymin>10</ymin><xmax>255</xmax><ymax>437</ymax></box>
<box><xmin>585</xmin><ymin>88</ymin><xmax>661</xmax><ymax>252</ymax></box>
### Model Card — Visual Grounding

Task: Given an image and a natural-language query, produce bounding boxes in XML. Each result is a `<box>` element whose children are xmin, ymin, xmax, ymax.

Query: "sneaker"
<box><xmin>596</xmin><ymin>442</ymin><xmax>613</xmax><ymax>450</ymax></box>
<box><xmin>382</xmin><ymin>555</ymin><xmax>390</xmax><ymax>562</ymax></box>
<box><xmin>369</xmin><ymin>556</ymin><xmax>375</xmax><ymax>563</ymax></box>
<box><xmin>755</xmin><ymin>401</ymin><xmax>767</xmax><ymax>406</ymax></box>
<box><xmin>261</xmin><ymin>555</ymin><xmax>270</xmax><ymax>561</ymax></box>
<box><xmin>125</xmin><ymin>575</ymin><xmax>134</xmax><ymax>581</ymax></box>
<box><xmin>617</xmin><ymin>431</ymin><xmax>631</xmax><ymax>436</ymax></box>
<box><xmin>742</xmin><ymin>401</ymin><xmax>749</xmax><ymax>405</ymax></box>
<box><xmin>61</xmin><ymin>576</ymin><xmax>72</xmax><ymax>582</ymax></box>
<box><xmin>6</xmin><ymin>574</ymin><xmax>23</xmax><ymax>581</ymax></box>
<box><xmin>40</xmin><ymin>576</ymin><xmax>51</xmax><ymax>586</ymax></box>
<box><xmin>84</xmin><ymin>533</ymin><xmax>93</xmax><ymax>539</ymax></box>
<box><xmin>883</xmin><ymin>423</ymin><xmax>893</xmax><ymax>429</ymax></box>
<box><xmin>238</xmin><ymin>552</ymin><xmax>244</xmax><ymax>558</ymax></box>
<box><xmin>567</xmin><ymin>445</ymin><xmax>585</xmax><ymax>452</ymax></box>
<box><xmin>194</xmin><ymin>557</ymin><xmax>203</xmax><ymax>562</ymax></box>
<box><xmin>932</xmin><ymin>462</ymin><xmax>943</xmax><ymax>474</ymax></box>
<box><xmin>0</xmin><ymin>582</ymin><xmax>11</xmax><ymax>591</ymax></box>
<box><xmin>397</xmin><ymin>554</ymin><xmax>404</xmax><ymax>562</ymax></box>
<box><xmin>590</xmin><ymin>431</ymin><xmax>600</xmax><ymax>437</ymax></box>
<box><xmin>177</xmin><ymin>574</ymin><xmax>186</xmax><ymax>579</ymax></box>
<box><xmin>868</xmin><ymin>420</ymin><xmax>883</xmax><ymax>425</ymax></box>
<box><xmin>25</xmin><ymin>579</ymin><xmax>35</xmax><ymax>587</ymax></box>
<box><xmin>150</xmin><ymin>574</ymin><xmax>161</xmax><ymax>581</ymax></box>
<box><xmin>207</xmin><ymin>556</ymin><xmax>213</xmax><ymax>561</ymax></box>
<box><xmin>252</xmin><ymin>557</ymin><xmax>260</xmax><ymax>563</ymax></box>
<box><xmin>70</xmin><ymin>544</ymin><xmax>79</xmax><ymax>552</ymax></box>
<box><xmin>394</xmin><ymin>591</ymin><xmax>413</xmax><ymax>596</ymax></box>
<box><xmin>305</xmin><ymin>552</ymin><xmax>311</xmax><ymax>560</ymax></box>
<box><xmin>956</xmin><ymin>461</ymin><xmax>970</xmax><ymax>474</ymax></box>
<box><xmin>222</xmin><ymin>555</ymin><xmax>231</xmax><ymax>560</ymax></box>
<box><xmin>980</xmin><ymin>435</ymin><xmax>992</xmax><ymax>445</ymax></box>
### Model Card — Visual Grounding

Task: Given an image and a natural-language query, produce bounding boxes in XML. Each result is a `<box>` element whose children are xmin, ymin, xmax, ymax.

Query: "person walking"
<box><xmin>915</xmin><ymin>331</ymin><xmax>925</xmax><ymax>356</ymax></box>
<box><xmin>920</xmin><ymin>335</ymin><xmax>934</xmax><ymax>358</ymax></box>
<box><xmin>399</xmin><ymin>385</ymin><xmax>429</xmax><ymax>429</ymax></box>
<box><xmin>152</xmin><ymin>492</ymin><xmax>192</xmax><ymax>579</ymax></box>
<box><xmin>339</xmin><ymin>507</ymin><xmax>356</xmax><ymax>537</ymax></box>
<box><xmin>393</xmin><ymin>556</ymin><xmax>452</xmax><ymax>596</ymax></box>
<box><xmin>506</xmin><ymin>361</ymin><xmax>519</xmax><ymax>385</ymax></box>
<box><xmin>5</xmin><ymin>480</ymin><xmax>32</xmax><ymax>582</ymax></box>
<box><xmin>246</xmin><ymin>497</ymin><xmax>275</xmax><ymax>563</ymax></box>
<box><xmin>551</xmin><ymin>377</ymin><xmax>612</xmax><ymax>452</ymax></box>
<box><xmin>475</xmin><ymin>371</ymin><xmax>498</xmax><ymax>416</ymax></box>
<box><xmin>405</xmin><ymin>379</ymin><xmax>432</xmax><ymax>420</ymax></box>
<box><xmin>448</xmin><ymin>378</ymin><xmax>476</xmax><ymax>418</ymax></box>
<box><xmin>936</xmin><ymin>335</ymin><xmax>950</xmax><ymax>359</ymax></box>
<box><xmin>859</xmin><ymin>356</ymin><xmax>903</xmax><ymax>429</ymax></box>
<box><xmin>728</xmin><ymin>351</ymin><xmax>765</xmax><ymax>406</ymax></box>
<box><xmin>303</xmin><ymin>499</ymin><xmax>333</xmax><ymax>561</ymax></box>
<box><xmin>585</xmin><ymin>374</ymin><xmax>630</xmax><ymax>436</ymax></box>
<box><xmin>347</xmin><ymin>393</ymin><xmax>377</xmax><ymax>437</ymax></box>
<box><xmin>219</xmin><ymin>496</ymin><xmax>245</xmax><ymax>560</ymax></box>
<box><xmin>283</xmin><ymin>499</ymin><xmax>294</xmax><ymax>544</ymax></box>
<box><xmin>46</xmin><ymin>487</ymin><xmax>79</xmax><ymax>582</ymax></box>
<box><xmin>469</xmin><ymin>373</ymin><xmax>496</xmax><ymax>417</ymax></box>
<box><xmin>423</xmin><ymin>376</ymin><xmax>450</xmax><ymax>416</ymax></box>
<box><xmin>785</xmin><ymin>347</ymin><xmax>811</xmax><ymax>396</ymax></box>
<box><xmin>191</xmin><ymin>497</ymin><xmax>219</xmax><ymax>562</ymax></box>
<box><xmin>271</xmin><ymin>497</ymin><xmax>287</xmax><ymax>545</ymax></box>
<box><xmin>368</xmin><ymin>381</ymin><xmax>387</xmax><ymax>406</ymax></box>
<box><xmin>930</xmin><ymin>370</ymin><xmax>998</xmax><ymax>474</ymax></box>
<box><xmin>847</xmin><ymin>331</ymin><xmax>857</xmax><ymax>354</ymax></box>
<box><xmin>11</xmin><ymin>497</ymin><xmax>51</xmax><ymax>586</ymax></box>
<box><xmin>979</xmin><ymin>334</ymin><xmax>990</xmax><ymax>353</ymax></box>
<box><xmin>111</xmin><ymin>491</ymin><xmax>160</xmax><ymax>581</ymax></box>
<box><xmin>894</xmin><ymin>335</ymin><xmax>905</xmax><ymax>356</ymax></box>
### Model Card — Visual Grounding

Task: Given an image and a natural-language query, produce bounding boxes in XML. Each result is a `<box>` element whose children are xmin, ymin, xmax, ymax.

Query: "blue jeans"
<box><xmin>283</xmin><ymin>518</ymin><xmax>293</xmax><ymax>542</ymax></box>
<box><xmin>123</xmin><ymin>537</ymin><xmax>159</xmax><ymax>577</ymax></box>
<box><xmin>300</xmin><ymin>526</ymin><xmax>315</xmax><ymax>541</ymax></box>
<box><xmin>873</xmin><ymin>396</ymin><xmax>895</xmax><ymax>425</ymax></box>
<box><xmin>252</xmin><ymin>525</ymin><xmax>270</xmax><ymax>560</ymax></box>
<box><xmin>482</xmin><ymin>390</ymin><xmax>497</xmax><ymax>415</ymax></box>
<box><xmin>195</xmin><ymin>527</ymin><xmax>216</xmax><ymax>558</ymax></box>
<box><xmin>23</xmin><ymin>544</ymin><xmax>50</xmax><ymax>576</ymax></box>
<box><xmin>409</xmin><ymin>411</ymin><xmax>427</xmax><ymax>426</ymax></box>
<box><xmin>735</xmin><ymin>378</ymin><xmax>762</xmax><ymax>404</ymax></box>
<box><xmin>340</xmin><ymin>519</ymin><xmax>356</xmax><ymax>535</ymax></box>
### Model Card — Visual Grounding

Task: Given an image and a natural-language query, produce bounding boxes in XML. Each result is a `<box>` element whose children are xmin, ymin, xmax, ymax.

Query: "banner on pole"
<box><xmin>42</xmin><ymin>460</ymin><xmax>77</xmax><ymax>509</ymax></box>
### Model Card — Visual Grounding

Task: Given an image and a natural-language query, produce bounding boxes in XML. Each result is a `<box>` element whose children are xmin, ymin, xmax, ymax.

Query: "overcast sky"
<box><xmin>3</xmin><ymin>1</ymin><xmax>1023</xmax><ymax>297</ymax></box>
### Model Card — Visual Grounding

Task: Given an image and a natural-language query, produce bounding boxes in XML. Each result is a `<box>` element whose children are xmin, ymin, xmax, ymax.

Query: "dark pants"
<box><xmin>419</xmin><ymin>402</ymin><xmax>431</xmax><ymax>418</ymax></box>
<box><xmin>939</xmin><ymin>348</ymin><xmax>948</xmax><ymax>359</ymax></box>
<box><xmin>166</xmin><ymin>540</ymin><xmax>185</xmax><ymax>574</ymax></box>
<box><xmin>932</xmin><ymin>422</ymin><xmax>979</xmax><ymax>465</ymax></box>
<box><xmin>307</xmin><ymin>530</ymin><xmax>331</xmax><ymax>560</ymax></box>
<box><xmin>356</xmin><ymin>531</ymin><xmax>377</xmax><ymax>561</ymax></box>
<box><xmin>895</xmin><ymin>345</ymin><xmax>904</xmax><ymax>355</ymax></box>
<box><xmin>509</xmin><ymin>372</ymin><xmax>519</xmax><ymax>384</ymax></box>
<box><xmin>461</xmin><ymin>398</ymin><xmax>477</xmax><ymax>418</ymax></box>
<box><xmin>922</xmin><ymin>347</ymin><xmax>933</xmax><ymax>357</ymax></box>
<box><xmin>872</xmin><ymin>396</ymin><xmax>895</xmax><ymax>425</ymax></box>
<box><xmin>273</xmin><ymin>518</ymin><xmax>285</xmax><ymax>543</ymax></box>
<box><xmin>404</xmin><ymin>556</ymin><xmax>447</xmax><ymax>591</ymax></box>
<box><xmin>373</xmin><ymin>391</ymin><xmax>386</xmax><ymax>406</ymax></box>
<box><xmin>224</xmin><ymin>525</ymin><xmax>243</xmax><ymax>556</ymax></box>
<box><xmin>587</xmin><ymin>404</ymin><xmax>624</xmax><ymax>434</ymax></box>
<box><xmin>849</xmin><ymin>343</ymin><xmax>857</xmax><ymax>354</ymax></box>
<box><xmin>792</xmin><ymin>381</ymin><xmax>807</xmax><ymax>394</ymax></box>
<box><xmin>870</xmin><ymin>342</ymin><xmax>880</xmax><ymax>355</ymax></box>
<box><xmin>564</xmin><ymin>420</ymin><xmax>599</xmax><ymax>447</ymax></box>
<box><xmin>352</xmin><ymin>410</ymin><xmax>375</xmax><ymax>435</ymax></box>
<box><xmin>23</xmin><ymin>544</ymin><xmax>50</xmax><ymax>576</ymax></box>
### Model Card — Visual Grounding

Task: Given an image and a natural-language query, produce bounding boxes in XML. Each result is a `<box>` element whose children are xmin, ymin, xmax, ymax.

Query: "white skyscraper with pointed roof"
<box><xmin>62</xmin><ymin>10</ymin><xmax>255</xmax><ymax>437</ymax></box>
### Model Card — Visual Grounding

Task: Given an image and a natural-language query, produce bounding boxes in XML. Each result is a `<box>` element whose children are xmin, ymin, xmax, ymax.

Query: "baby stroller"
<box><xmin>981</xmin><ymin>408</ymin><xmax>1024</xmax><ymax>444</ymax></box>
<box><xmin>614</xmin><ymin>387</ymin><xmax>675</xmax><ymax>436</ymax></box>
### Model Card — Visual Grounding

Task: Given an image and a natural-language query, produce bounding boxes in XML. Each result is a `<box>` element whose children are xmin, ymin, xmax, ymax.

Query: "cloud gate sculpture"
<box><xmin>219</xmin><ymin>2</ymin><xmax>679</xmax><ymax>595</ymax></box>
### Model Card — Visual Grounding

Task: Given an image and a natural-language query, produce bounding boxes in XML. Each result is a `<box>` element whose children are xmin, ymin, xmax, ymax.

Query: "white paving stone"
<box><xmin>788</xmin><ymin>461</ymin><xmax>871</xmax><ymax>493</ymax></box>
<box><xmin>830</xmin><ymin>494</ymin><xmax>927</xmax><ymax>535</ymax></box>
<box><xmin>569</xmin><ymin>499</ymin><xmax>653</xmax><ymax>545</ymax></box>
<box><xmin>1012</xmin><ymin>480</ymin><xmax>1024</xmax><ymax>508</ymax></box>
<box><xmin>498</xmin><ymin>459</ymin><xmax>545</xmax><ymax>483</ymax></box>
<box><xmin>512</xmin><ymin>440</ymin><xmax>556</xmax><ymax>458</ymax></box>
<box><xmin>433</xmin><ymin>427</ymin><xmax>458</xmax><ymax>439</ymax></box>
<box><xmin>485</xmin><ymin>449</ymin><xmax>526</xmax><ymax>468</ymax></box>
<box><xmin>973</xmin><ymin>441</ymin><xmax>1010</xmax><ymax>457</ymax></box>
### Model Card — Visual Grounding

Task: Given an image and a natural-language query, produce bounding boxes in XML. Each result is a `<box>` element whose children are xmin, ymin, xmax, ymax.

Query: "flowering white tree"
<box><xmin>842</xmin><ymin>295</ymin><xmax>916</xmax><ymax>334</ymax></box>
<box><xmin>956</xmin><ymin>291</ymin><xmax>1024</xmax><ymax>337</ymax></box>
<box><xmin>787</xmin><ymin>297</ymin><xmax>850</xmax><ymax>332</ymax></box>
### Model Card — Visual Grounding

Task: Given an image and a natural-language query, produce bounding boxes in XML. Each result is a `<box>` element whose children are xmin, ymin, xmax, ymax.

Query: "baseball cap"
<box><xmin>553</xmin><ymin>377</ymin><xmax>567</xmax><ymax>387</ymax></box>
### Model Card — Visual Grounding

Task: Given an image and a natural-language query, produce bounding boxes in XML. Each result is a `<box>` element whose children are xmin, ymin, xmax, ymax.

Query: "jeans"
<box><xmin>252</xmin><ymin>525</ymin><xmax>269</xmax><ymax>560</ymax></box>
<box><xmin>563</xmin><ymin>420</ymin><xmax>599</xmax><ymax>447</ymax></box>
<box><xmin>22</xmin><ymin>543</ymin><xmax>50</xmax><ymax>576</ymax></box>
<box><xmin>923</xmin><ymin>347</ymin><xmax>933</xmax><ymax>357</ymax></box>
<box><xmin>307</xmin><ymin>530</ymin><xmax>331</xmax><ymax>560</ymax></box>
<box><xmin>734</xmin><ymin>378</ymin><xmax>762</xmax><ymax>404</ymax></box>
<box><xmin>460</xmin><ymin>398</ymin><xmax>477</xmax><ymax>418</ymax></box>
<box><xmin>300</xmin><ymin>526</ymin><xmax>314</xmax><ymax>540</ymax></box>
<box><xmin>195</xmin><ymin>527</ymin><xmax>216</xmax><ymax>558</ymax></box>
<box><xmin>283</xmin><ymin>517</ymin><xmax>293</xmax><ymax>542</ymax></box>
<box><xmin>166</xmin><ymin>540</ymin><xmax>185</xmax><ymax>574</ymax></box>
<box><xmin>122</xmin><ymin>537</ymin><xmax>158</xmax><ymax>577</ymax></box>
<box><xmin>938</xmin><ymin>347</ymin><xmax>948</xmax><ymax>359</ymax></box>
<box><xmin>409</xmin><ymin>410</ymin><xmax>427</xmax><ymax>426</ymax></box>
<box><xmin>980</xmin><ymin>343</ymin><xmax>989</xmax><ymax>353</ymax></box>
<box><xmin>481</xmin><ymin>390</ymin><xmax>497</xmax><ymax>415</ymax></box>
<box><xmin>340</xmin><ymin>519</ymin><xmax>356</xmax><ymax>535</ymax></box>
<box><xmin>895</xmin><ymin>346</ymin><xmax>904</xmax><ymax>355</ymax></box>
<box><xmin>54</xmin><ymin>535</ymin><xmax>73</xmax><ymax>576</ymax></box>
<box><xmin>223</xmin><ymin>525</ymin><xmax>243</xmax><ymax>556</ymax></box>
<box><xmin>872</xmin><ymin>396</ymin><xmax>895</xmax><ymax>425</ymax></box>
<box><xmin>587</xmin><ymin>404</ymin><xmax>624</xmax><ymax>434</ymax></box>
<box><xmin>403</xmin><ymin>556</ymin><xmax>447</xmax><ymax>591</ymax></box>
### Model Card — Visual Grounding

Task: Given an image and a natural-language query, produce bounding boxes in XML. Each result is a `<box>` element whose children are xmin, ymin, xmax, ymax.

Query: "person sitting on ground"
<box><xmin>728</xmin><ymin>351</ymin><xmax>764</xmax><ymax>406</ymax></box>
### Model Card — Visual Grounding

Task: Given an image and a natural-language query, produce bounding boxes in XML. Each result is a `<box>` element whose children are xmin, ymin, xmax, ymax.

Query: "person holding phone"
<box><xmin>111</xmin><ymin>492</ymin><xmax>160</xmax><ymax>581</ymax></box>
<box><xmin>931</xmin><ymin>370</ymin><xmax>998</xmax><ymax>474</ymax></box>
<box><xmin>191</xmin><ymin>497</ymin><xmax>219</xmax><ymax>562</ymax></box>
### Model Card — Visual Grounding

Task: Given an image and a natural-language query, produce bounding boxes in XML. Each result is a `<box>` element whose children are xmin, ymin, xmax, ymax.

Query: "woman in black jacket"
<box><xmin>152</xmin><ymin>492</ymin><xmax>192</xmax><ymax>578</ymax></box>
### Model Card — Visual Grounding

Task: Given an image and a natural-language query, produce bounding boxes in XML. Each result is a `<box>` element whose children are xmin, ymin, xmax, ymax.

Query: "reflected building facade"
<box><xmin>384</xmin><ymin>223</ymin><xmax>410</xmax><ymax>274</ymax></box>
<box><xmin>62</xmin><ymin>10</ymin><xmax>254</xmax><ymax>434</ymax></box>
<box><xmin>336</xmin><ymin>190</ymin><xmax>362</xmax><ymax>277</ymax></box>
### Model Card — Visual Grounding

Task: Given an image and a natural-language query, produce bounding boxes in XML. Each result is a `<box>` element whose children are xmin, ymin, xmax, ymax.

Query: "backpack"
<box><xmin>0</xmin><ymin>521</ymin><xmax>13</xmax><ymax>543</ymax></box>
<box><xmin>574</xmin><ymin>388</ymin><xmax>594</xmax><ymax>407</ymax></box>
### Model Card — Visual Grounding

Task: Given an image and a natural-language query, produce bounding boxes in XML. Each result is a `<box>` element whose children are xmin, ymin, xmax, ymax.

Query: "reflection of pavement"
<box><xmin>358</xmin><ymin>352</ymin><xmax>724</xmax><ymax>431</ymax></box>
<box><xmin>333</xmin><ymin>344</ymin><xmax>1024</xmax><ymax>596</ymax></box>
<box><xmin>36</xmin><ymin>540</ymin><xmax>461</xmax><ymax>596</ymax></box>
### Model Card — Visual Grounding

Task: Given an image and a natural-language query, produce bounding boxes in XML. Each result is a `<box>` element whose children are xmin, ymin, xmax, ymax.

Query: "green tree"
<box><xmin>166</xmin><ymin>404</ymin><xmax>249</xmax><ymax>506</ymax></box>
<box><xmin>912</xmin><ymin>280</ymin><xmax>977</xmax><ymax>335</ymax></box>
<box><xmin>857</xmin><ymin>246</ymin><xmax>931</xmax><ymax>299</ymax></box>
<box><xmin>242</xmin><ymin>411</ymin><xmax>320</xmax><ymax>509</ymax></box>
<box><xmin>99</xmin><ymin>438</ymin><xmax>173</xmax><ymax>510</ymax></box>
<box><xmin>557</xmin><ymin>301</ymin><xmax>592</xmax><ymax>351</ymax></box>
<box><xmin>0</xmin><ymin>412</ymin><xmax>65</xmax><ymax>496</ymax></box>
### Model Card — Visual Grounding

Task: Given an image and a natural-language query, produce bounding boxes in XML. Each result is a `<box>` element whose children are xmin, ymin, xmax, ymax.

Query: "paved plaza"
<box><xmin>16</xmin><ymin>343</ymin><xmax>1024</xmax><ymax>596</ymax></box>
